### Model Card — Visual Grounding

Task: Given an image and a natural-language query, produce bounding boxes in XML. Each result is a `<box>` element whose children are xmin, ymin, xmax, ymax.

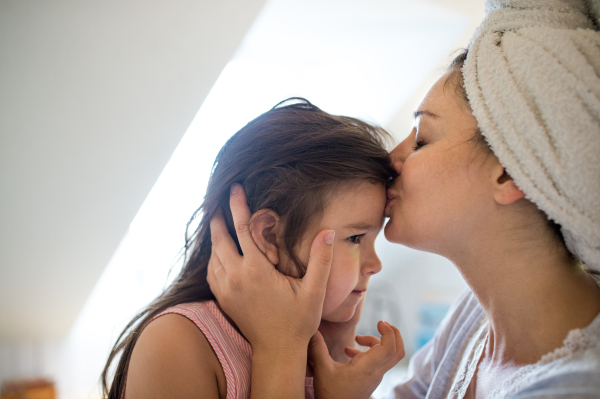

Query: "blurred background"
<box><xmin>0</xmin><ymin>0</ymin><xmax>483</xmax><ymax>397</ymax></box>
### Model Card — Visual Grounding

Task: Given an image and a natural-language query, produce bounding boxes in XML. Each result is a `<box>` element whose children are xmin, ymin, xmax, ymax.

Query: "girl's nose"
<box><xmin>364</xmin><ymin>252</ymin><xmax>383</xmax><ymax>276</ymax></box>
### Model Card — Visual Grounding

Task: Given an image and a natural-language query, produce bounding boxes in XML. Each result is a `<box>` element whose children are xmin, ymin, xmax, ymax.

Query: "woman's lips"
<box><xmin>385</xmin><ymin>190</ymin><xmax>398</xmax><ymax>216</ymax></box>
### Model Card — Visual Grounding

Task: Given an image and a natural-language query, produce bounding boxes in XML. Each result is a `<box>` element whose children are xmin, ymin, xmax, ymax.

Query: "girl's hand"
<box><xmin>309</xmin><ymin>321</ymin><xmax>405</xmax><ymax>399</ymax></box>
<box><xmin>207</xmin><ymin>184</ymin><xmax>335</xmax><ymax>353</ymax></box>
<box><xmin>318</xmin><ymin>297</ymin><xmax>366</xmax><ymax>364</ymax></box>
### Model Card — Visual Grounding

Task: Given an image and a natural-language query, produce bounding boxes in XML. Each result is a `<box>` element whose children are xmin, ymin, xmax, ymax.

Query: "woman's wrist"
<box><xmin>251</xmin><ymin>345</ymin><xmax>309</xmax><ymax>399</ymax></box>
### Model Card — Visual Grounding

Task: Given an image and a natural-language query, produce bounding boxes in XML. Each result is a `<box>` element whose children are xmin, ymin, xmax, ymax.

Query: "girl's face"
<box><xmin>294</xmin><ymin>181</ymin><xmax>386</xmax><ymax>322</ymax></box>
<box><xmin>384</xmin><ymin>72</ymin><xmax>499</xmax><ymax>255</ymax></box>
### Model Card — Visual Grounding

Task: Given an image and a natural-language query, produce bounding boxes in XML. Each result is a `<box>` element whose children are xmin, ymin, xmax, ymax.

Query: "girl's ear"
<box><xmin>249</xmin><ymin>209</ymin><xmax>281</xmax><ymax>266</ymax></box>
<box><xmin>492</xmin><ymin>165</ymin><xmax>525</xmax><ymax>205</ymax></box>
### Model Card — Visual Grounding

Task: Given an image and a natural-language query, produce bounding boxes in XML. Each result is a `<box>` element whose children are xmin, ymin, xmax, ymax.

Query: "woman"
<box><xmin>207</xmin><ymin>0</ymin><xmax>600</xmax><ymax>398</ymax></box>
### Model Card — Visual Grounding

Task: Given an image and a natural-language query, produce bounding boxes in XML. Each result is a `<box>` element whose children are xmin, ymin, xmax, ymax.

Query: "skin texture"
<box><xmin>250</xmin><ymin>181</ymin><xmax>385</xmax><ymax>324</ymax></box>
<box><xmin>208</xmin><ymin>185</ymin><xmax>404</xmax><ymax>399</ymax></box>
<box><xmin>386</xmin><ymin>71</ymin><xmax>600</xmax><ymax>398</ymax></box>
<box><xmin>125</xmin><ymin>180</ymin><xmax>396</xmax><ymax>399</ymax></box>
<box><xmin>126</xmin><ymin>314</ymin><xmax>227</xmax><ymax>399</ymax></box>
<box><xmin>208</xmin><ymin>69</ymin><xmax>600</xmax><ymax>399</ymax></box>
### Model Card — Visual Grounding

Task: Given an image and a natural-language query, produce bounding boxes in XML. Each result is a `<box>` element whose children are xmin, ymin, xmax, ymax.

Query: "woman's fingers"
<box><xmin>302</xmin><ymin>229</ymin><xmax>335</xmax><ymax>305</ymax></box>
<box><xmin>206</xmin><ymin>251</ymin><xmax>225</xmax><ymax>302</ymax></box>
<box><xmin>209</xmin><ymin>208</ymin><xmax>242</xmax><ymax>271</ymax></box>
<box><xmin>228</xmin><ymin>184</ymin><xmax>264</xmax><ymax>259</ymax></box>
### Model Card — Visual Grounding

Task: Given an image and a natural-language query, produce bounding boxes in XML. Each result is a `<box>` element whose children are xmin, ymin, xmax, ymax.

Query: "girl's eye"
<box><xmin>347</xmin><ymin>234</ymin><xmax>365</xmax><ymax>244</ymax></box>
<box><xmin>413</xmin><ymin>140</ymin><xmax>425</xmax><ymax>151</ymax></box>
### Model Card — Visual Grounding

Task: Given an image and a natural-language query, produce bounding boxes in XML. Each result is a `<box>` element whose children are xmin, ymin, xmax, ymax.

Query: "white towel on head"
<box><xmin>462</xmin><ymin>0</ymin><xmax>600</xmax><ymax>271</ymax></box>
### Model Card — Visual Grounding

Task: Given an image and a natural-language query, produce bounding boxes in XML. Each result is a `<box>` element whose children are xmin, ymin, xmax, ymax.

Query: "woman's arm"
<box><xmin>126</xmin><ymin>314</ymin><xmax>225</xmax><ymax>399</ymax></box>
<box><xmin>208</xmin><ymin>185</ymin><xmax>334</xmax><ymax>398</ymax></box>
<box><xmin>208</xmin><ymin>184</ymin><xmax>404</xmax><ymax>399</ymax></box>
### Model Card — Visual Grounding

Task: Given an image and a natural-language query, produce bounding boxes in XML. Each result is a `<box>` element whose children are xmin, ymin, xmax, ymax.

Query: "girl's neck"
<box><xmin>452</xmin><ymin>231</ymin><xmax>600</xmax><ymax>366</ymax></box>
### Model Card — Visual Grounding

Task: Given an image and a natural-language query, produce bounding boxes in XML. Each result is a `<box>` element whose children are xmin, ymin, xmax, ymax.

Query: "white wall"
<box><xmin>0</xmin><ymin>0</ymin><xmax>267</xmax><ymax>340</ymax></box>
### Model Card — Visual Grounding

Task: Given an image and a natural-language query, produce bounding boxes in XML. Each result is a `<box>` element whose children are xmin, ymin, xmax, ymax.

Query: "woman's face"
<box><xmin>384</xmin><ymin>71</ymin><xmax>498</xmax><ymax>255</ymax></box>
<box><xmin>294</xmin><ymin>181</ymin><xmax>385</xmax><ymax>322</ymax></box>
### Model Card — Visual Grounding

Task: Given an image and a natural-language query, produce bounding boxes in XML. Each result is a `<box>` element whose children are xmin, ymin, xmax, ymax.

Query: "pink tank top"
<box><xmin>153</xmin><ymin>301</ymin><xmax>314</xmax><ymax>399</ymax></box>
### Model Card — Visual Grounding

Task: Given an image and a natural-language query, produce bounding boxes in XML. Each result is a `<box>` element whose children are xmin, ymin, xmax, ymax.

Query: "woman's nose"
<box><xmin>390</xmin><ymin>134</ymin><xmax>413</xmax><ymax>175</ymax></box>
<box><xmin>390</xmin><ymin>145</ymin><xmax>403</xmax><ymax>175</ymax></box>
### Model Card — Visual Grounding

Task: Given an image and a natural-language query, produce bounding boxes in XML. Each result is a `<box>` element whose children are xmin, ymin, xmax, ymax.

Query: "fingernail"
<box><xmin>230</xmin><ymin>184</ymin><xmax>240</xmax><ymax>195</ymax></box>
<box><xmin>324</xmin><ymin>230</ymin><xmax>335</xmax><ymax>245</ymax></box>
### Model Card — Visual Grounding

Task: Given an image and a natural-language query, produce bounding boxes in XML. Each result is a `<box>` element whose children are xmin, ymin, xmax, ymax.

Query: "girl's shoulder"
<box><xmin>124</xmin><ymin>301</ymin><xmax>227</xmax><ymax>399</ymax></box>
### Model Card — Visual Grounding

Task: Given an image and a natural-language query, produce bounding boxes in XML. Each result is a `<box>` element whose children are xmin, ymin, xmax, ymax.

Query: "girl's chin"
<box><xmin>321</xmin><ymin>307</ymin><xmax>356</xmax><ymax>323</ymax></box>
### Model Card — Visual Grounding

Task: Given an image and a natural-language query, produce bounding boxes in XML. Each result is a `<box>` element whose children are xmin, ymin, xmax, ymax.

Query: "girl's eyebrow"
<box><xmin>344</xmin><ymin>222</ymin><xmax>376</xmax><ymax>231</ymax></box>
<box><xmin>413</xmin><ymin>110</ymin><xmax>440</xmax><ymax>119</ymax></box>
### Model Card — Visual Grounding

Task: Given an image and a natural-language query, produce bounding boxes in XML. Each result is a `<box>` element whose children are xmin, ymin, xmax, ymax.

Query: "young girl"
<box><xmin>101</xmin><ymin>98</ymin><xmax>402</xmax><ymax>398</ymax></box>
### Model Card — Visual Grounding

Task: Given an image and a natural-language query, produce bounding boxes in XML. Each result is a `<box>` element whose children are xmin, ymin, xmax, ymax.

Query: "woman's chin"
<box><xmin>384</xmin><ymin>219</ymin><xmax>404</xmax><ymax>243</ymax></box>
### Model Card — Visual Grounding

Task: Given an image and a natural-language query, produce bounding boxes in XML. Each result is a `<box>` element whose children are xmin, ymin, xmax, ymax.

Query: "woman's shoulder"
<box><xmin>506</xmin><ymin>350</ymin><xmax>600</xmax><ymax>399</ymax></box>
<box><xmin>125</xmin><ymin>302</ymin><xmax>226</xmax><ymax>399</ymax></box>
<box><xmin>494</xmin><ymin>308</ymin><xmax>600</xmax><ymax>399</ymax></box>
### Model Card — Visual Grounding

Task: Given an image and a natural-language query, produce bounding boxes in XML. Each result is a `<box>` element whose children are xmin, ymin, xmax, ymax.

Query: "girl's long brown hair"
<box><xmin>101</xmin><ymin>98</ymin><xmax>397</xmax><ymax>397</ymax></box>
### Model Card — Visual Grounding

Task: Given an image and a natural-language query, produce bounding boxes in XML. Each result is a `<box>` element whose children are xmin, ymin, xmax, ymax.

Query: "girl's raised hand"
<box><xmin>309</xmin><ymin>321</ymin><xmax>405</xmax><ymax>399</ymax></box>
<box><xmin>207</xmin><ymin>183</ymin><xmax>335</xmax><ymax>353</ymax></box>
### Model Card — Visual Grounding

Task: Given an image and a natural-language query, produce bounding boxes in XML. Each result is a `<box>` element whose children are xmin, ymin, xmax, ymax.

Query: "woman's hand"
<box><xmin>309</xmin><ymin>321</ymin><xmax>405</xmax><ymax>399</ymax></box>
<box><xmin>207</xmin><ymin>184</ymin><xmax>335</xmax><ymax>352</ymax></box>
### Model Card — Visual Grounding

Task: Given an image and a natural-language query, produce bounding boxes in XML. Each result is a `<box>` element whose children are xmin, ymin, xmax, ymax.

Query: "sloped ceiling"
<box><xmin>0</xmin><ymin>0</ymin><xmax>267</xmax><ymax>339</ymax></box>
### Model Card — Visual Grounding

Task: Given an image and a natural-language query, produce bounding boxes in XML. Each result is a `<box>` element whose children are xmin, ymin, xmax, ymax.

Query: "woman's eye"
<box><xmin>347</xmin><ymin>235</ymin><xmax>364</xmax><ymax>244</ymax></box>
<box><xmin>413</xmin><ymin>140</ymin><xmax>425</xmax><ymax>151</ymax></box>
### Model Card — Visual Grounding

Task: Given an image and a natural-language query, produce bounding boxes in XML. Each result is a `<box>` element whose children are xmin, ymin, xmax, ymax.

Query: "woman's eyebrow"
<box><xmin>413</xmin><ymin>110</ymin><xmax>440</xmax><ymax>119</ymax></box>
<box><xmin>343</xmin><ymin>222</ymin><xmax>376</xmax><ymax>231</ymax></box>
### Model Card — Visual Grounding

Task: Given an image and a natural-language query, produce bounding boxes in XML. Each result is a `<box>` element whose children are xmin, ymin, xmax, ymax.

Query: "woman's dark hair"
<box><xmin>101</xmin><ymin>98</ymin><xmax>397</xmax><ymax>397</ymax></box>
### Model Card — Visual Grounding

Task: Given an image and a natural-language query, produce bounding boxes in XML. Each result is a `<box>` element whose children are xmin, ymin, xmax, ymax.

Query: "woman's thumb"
<box><xmin>303</xmin><ymin>229</ymin><xmax>334</xmax><ymax>303</ymax></box>
<box><xmin>308</xmin><ymin>330</ymin><xmax>332</xmax><ymax>369</ymax></box>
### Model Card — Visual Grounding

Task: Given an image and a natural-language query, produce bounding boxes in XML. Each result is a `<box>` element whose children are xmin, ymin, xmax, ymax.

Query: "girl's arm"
<box><xmin>125</xmin><ymin>314</ymin><xmax>225</xmax><ymax>399</ymax></box>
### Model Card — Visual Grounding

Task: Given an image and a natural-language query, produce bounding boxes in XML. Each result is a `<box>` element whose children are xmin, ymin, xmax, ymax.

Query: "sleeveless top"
<box><xmin>152</xmin><ymin>301</ymin><xmax>315</xmax><ymax>399</ymax></box>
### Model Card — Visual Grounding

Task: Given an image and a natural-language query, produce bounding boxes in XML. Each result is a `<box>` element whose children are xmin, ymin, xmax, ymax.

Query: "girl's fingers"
<box><xmin>355</xmin><ymin>335</ymin><xmax>381</xmax><ymax>348</ymax></box>
<box><xmin>228</xmin><ymin>184</ymin><xmax>264</xmax><ymax>259</ymax></box>
<box><xmin>308</xmin><ymin>330</ymin><xmax>333</xmax><ymax>369</ymax></box>
<box><xmin>210</xmin><ymin>208</ymin><xmax>243</xmax><ymax>271</ymax></box>
<box><xmin>344</xmin><ymin>347</ymin><xmax>363</xmax><ymax>358</ymax></box>
<box><xmin>385</xmin><ymin>323</ymin><xmax>405</xmax><ymax>367</ymax></box>
<box><xmin>358</xmin><ymin>321</ymin><xmax>398</xmax><ymax>370</ymax></box>
<box><xmin>302</xmin><ymin>229</ymin><xmax>335</xmax><ymax>306</ymax></box>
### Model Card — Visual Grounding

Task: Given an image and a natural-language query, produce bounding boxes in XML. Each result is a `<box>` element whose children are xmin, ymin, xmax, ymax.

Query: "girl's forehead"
<box><xmin>319</xmin><ymin>182</ymin><xmax>386</xmax><ymax>226</ymax></box>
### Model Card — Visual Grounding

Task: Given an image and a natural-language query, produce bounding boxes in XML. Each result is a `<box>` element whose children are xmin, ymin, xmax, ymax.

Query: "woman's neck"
<box><xmin>451</xmin><ymin>228</ymin><xmax>600</xmax><ymax>366</ymax></box>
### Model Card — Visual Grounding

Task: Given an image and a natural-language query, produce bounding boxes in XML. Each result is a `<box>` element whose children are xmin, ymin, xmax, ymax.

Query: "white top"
<box><xmin>389</xmin><ymin>275</ymin><xmax>600</xmax><ymax>398</ymax></box>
